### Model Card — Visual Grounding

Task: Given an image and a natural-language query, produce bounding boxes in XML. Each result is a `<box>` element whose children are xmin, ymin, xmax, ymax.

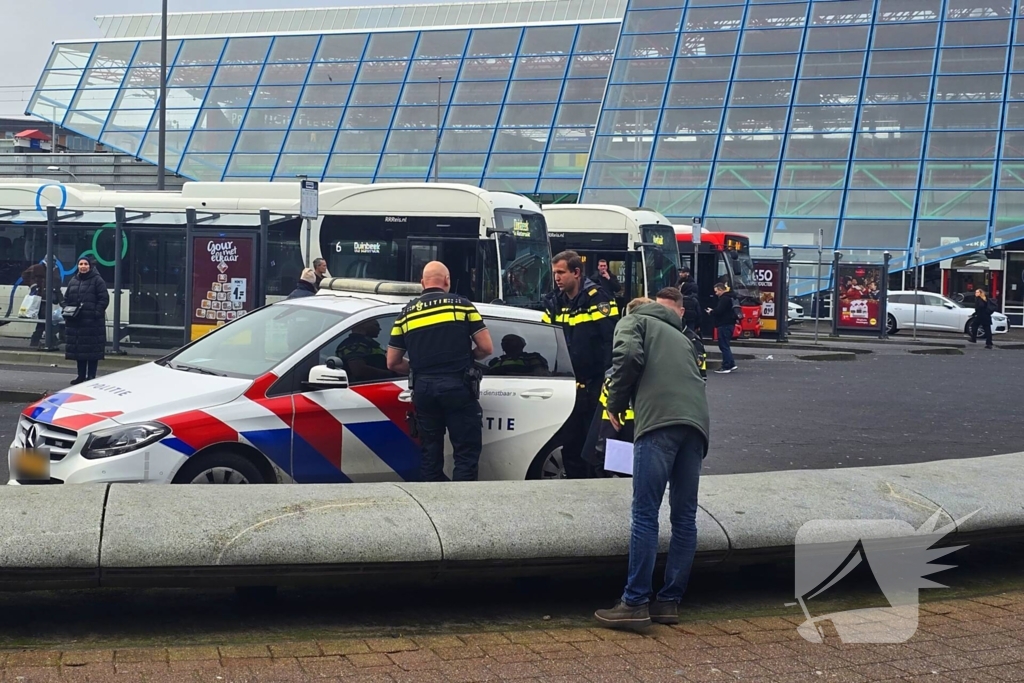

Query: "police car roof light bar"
<box><xmin>320</xmin><ymin>278</ymin><xmax>424</xmax><ymax>296</ymax></box>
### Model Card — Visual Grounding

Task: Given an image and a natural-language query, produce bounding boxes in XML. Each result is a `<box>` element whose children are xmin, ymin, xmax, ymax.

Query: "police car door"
<box><xmin>288</xmin><ymin>313</ymin><xmax>419</xmax><ymax>483</ymax></box>
<box><xmin>475</xmin><ymin>317</ymin><xmax>576</xmax><ymax>480</ymax></box>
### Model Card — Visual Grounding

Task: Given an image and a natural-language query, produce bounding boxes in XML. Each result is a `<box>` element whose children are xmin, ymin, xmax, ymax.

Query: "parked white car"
<box><xmin>788</xmin><ymin>301</ymin><xmax>804</xmax><ymax>322</ymax></box>
<box><xmin>9</xmin><ymin>286</ymin><xmax>575</xmax><ymax>485</ymax></box>
<box><xmin>886</xmin><ymin>291</ymin><xmax>1008</xmax><ymax>335</ymax></box>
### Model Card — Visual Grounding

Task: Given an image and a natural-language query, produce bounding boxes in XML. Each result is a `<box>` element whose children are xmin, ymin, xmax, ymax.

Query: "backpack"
<box><xmin>730</xmin><ymin>296</ymin><xmax>743</xmax><ymax>323</ymax></box>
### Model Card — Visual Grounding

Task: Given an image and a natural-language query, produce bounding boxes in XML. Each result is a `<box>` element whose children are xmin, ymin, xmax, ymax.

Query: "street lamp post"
<box><xmin>47</xmin><ymin>165</ymin><xmax>80</xmax><ymax>183</ymax></box>
<box><xmin>157</xmin><ymin>0</ymin><xmax>168</xmax><ymax>190</ymax></box>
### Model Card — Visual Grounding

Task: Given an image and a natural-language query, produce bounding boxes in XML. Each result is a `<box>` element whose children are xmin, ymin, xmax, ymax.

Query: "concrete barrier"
<box><xmin>0</xmin><ymin>454</ymin><xmax>1022</xmax><ymax>590</ymax></box>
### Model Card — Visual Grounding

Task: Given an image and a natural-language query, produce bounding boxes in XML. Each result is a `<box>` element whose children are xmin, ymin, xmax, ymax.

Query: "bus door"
<box><xmin>407</xmin><ymin>237</ymin><xmax>482</xmax><ymax>301</ymax></box>
<box><xmin>578</xmin><ymin>250</ymin><xmax>634</xmax><ymax>307</ymax></box>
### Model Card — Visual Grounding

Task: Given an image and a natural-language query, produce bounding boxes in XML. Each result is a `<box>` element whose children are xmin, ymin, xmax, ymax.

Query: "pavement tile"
<box><xmin>941</xmin><ymin>668</ymin><xmax>1008</xmax><ymax>683</ymax></box>
<box><xmin>412</xmin><ymin>635</ymin><xmax>466</xmax><ymax>649</ymax></box>
<box><xmin>618</xmin><ymin>639</ymin><xmax>670</xmax><ymax>654</ymax></box>
<box><xmin>167</xmin><ymin>659</ymin><xmax>223</xmax><ymax>673</ymax></box>
<box><xmin>698</xmin><ymin>635</ymin><xmax>750</xmax><ymax>649</ymax></box>
<box><xmin>297</xmin><ymin>655</ymin><xmax>356</xmax><ymax>678</ymax></box>
<box><xmin>738</xmin><ymin>629</ymin><xmax>798</xmax><ymax>644</ymax></box>
<box><xmin>886</xmin><ymin>657</ymin><xmax>949</xmax><ymax>675</ymax></box>
<box><xmin>345</xmin><ymin>653</ymin><xmax>394</xmax><ymax>668</ymax></box>
<box><xmin>757</xmin><ymin>655</ymin><xmax>818</xmax><ymax>675</ymax></box>
<box><xmin>656</xmin><ymin>635</ymin><xmax>707</xmax><ymax>650</ymax></box>
<box><xmin>484</xmin><ymin>659</ymin><xmax>545</xmax><ymax>679</ymax></box>
<box><xmin>244</xmin><ymin>658</ymin><xmax>308</xmax><ymax>681</ymax></box>
<box><xmin>965</xmin><ymin>647</ymin><xmax>1024</xmax><ymax>667</ymax></box>
<box><xmin>502</xmin><ymin>631</ymin><xmax>556</xmax><ymax>645</ymax></box>
<box><xmin>946</xmin><ymin>634</ymin><xmax>1021</xmax><ymax>652</ymax></box>
<box><xmin>268</xmin><ymin>642</ymin><xmax>322</xmax><ymax>658</ymax></box>
<box><xmin>743</xmin><ymin>643</ymin><xmax>795</xmax><ymax>659</ymax></box>
<box><xmin>166</xmin><ymin>646</ymin><xmax>221</xmax><ymax>662</ymax></box>
<box><xmin>338</xmin><ymin>669</ymin><xmax>405</xmax><ymax>683</ymax></box>
<box><xmin>363</xmin><ymin>637</ymin><xmax>418</xmax><ymax>653</ymax></box>
<box><xmin>4</xmin><ymin>652</ymin><xmax>61</xmax><ymax>668</ymax></box>
<box><xmin>573</xmin><ymin>641</ymin><xmax>630</xmax><ymax>658</ymax></box>
<box><xmin>218</xmin><ymin>645</ymin><xmax>271</xmax><ymax>659</ymax></box>
<box><xmin>675</xmin><ymin>622</ymin><xmax>727</xmax><ymax>637</ymax></box>
<box><xmin>390</xmin><ymin>670</ymin><xmax>451</xmax><ymax>683</ymax></box>
<box><xmin>547</xmin><ymin>629</ymin><xmax>602</xmax><ymax>643</ymax></box>
<box><xmin>844</xmin><ymin>662</ymin><xmax>909</xmax><ymax>680</ymax></box>
<box><xmin>661</xmin><ymin>648</ymin><xmax>717</xmax><ymax>667</ymax></box>
<box><xmin>433</xmin><ymin>645</ymin><xmax>488</xmax><ymax>661</ymax></box>
<box><xmin>744</xmin><ymin>616</ymin><xmax>799</xmax><ymax>631</ymax></box>
<box><xmin>481</xmin><ymin>644</ymin><xmax>535</xmax><ymax>659</ymax></box>
<box><xmin>708</xmin><ymin>619</ymin><xmax>760</xmax><ymax>635</ymax></box>
<box><xmin>619</xmin><ymin>652</ymin><xmax>680</xmax><ymax>671</ymax></box>
<box><xmin>59</xmin><ymin>663</ymin><xmax>117</xmax><ymax>683</ymax></box>
<box><xmin>2</xmin><ymin>667</ymin><xmax>66</xmax><ymax>683</ymax></box>
<box><xmin>387</xmin><ymin>648</ymin><xmax>445</xmax><ymax>671</ymax></box>
<box><xmin>318</xmin><ymin>639</ymin><xmax>372</xmax><ymax>656</ymax></box>
<box><xmin>632</xmin><ymin>670</ymin><xmax>699</xmax><ymax>683</ymax></box>
<box><xmin>437</xmin><ymin>659</ymin><xmax>501</xmax><ymax>682</ymax></box>
<box><xmin>583</xmin><ymin>671</ymin><xmax>643</xmax><ymax>683</ymax></box>
<box><xmin>114</xmin><ymin>647</ymin><xmax>169</xmax><ymax>663</ymax></box>
<box><xmin>590</xmin><ymin>628</ymin><xmax>646</xmax><ymax>642</ymax></box>
<box><xmin>61</xmin><ymin>650</ymin><xmax>114</xmax><ymax>666</ymax></box>
<box><xmin>531</xmin><ymin>642</ymin><xmax>583</xmax><ymax>658</ymax></box>
<box><xmin>576</xmin><ymin>655</ymin><xmax>633</xmax><ymax>673</ymax></box>
<box><xmin>677</xmin><ymin>663</ymin><xmax>745</xmax><ymax>682</ymax></box>
<box><xmin>972</xmin><ymin>596</ymin><xmax>1019</xmax><ymax>608</ymax></box>
<box><xmin>986</xmin><ymin>667</ymin><xmax>1024</xmax><ymax>683</ymax></box>
<box><xmin>533</xmin><ymin>657</ymin><xmax>591</xmax><ymax>677</ymax></box>
<box><xmin>458</xmin><ymin>633</ymin><xmax>513</xmax><ymax>647</ymax></box>
<box><xmin>113</xmin><ymin>660</ymin><xmax>171</xmax><ymax>676</ymax></box>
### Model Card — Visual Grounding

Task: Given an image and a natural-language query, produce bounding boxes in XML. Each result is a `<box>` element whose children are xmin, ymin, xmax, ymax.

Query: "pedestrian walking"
<box><xmin>707</xmin><ymin>283</ymin><xmax>738</xmax><ymax>373</ymax></box>
<box><xmin>21</xmin><ymin>263</ymin><xmax>64</xmax><ymax>348</ymax></box>
<box><xmin>63</xmin><ymin>257</ymin><xmax>109</xmax><ymax>385</ymax></box>
<box><xmin>680</xmin><ymin>280</ymin><xmax>700</xmax><ymax>335</ymax></box>
<box><xmin>542</xmin><ymin>250</ymin><xmax>619</xmax><ymax>479</ymax></box>
<box><xmin>286</xmin><ymin>268</ymin><xmax>318</xmax><ymax>299</ymax></box>
<box><xmin>594</xmin><ymin>287</ymin><xmax>710</xmax><ymax>630</ymax></box>
<box><xmin>970</xmin><ymin>287</ymin><xmax>996</xmax><ymax>349</ymax></box>
<box><xmin>386</xmin><ymin>261</ymin><xmax>493</xmax><ymax>482</ymax></box>
<box><xmin>312</xmin><ymin>257</ymin><xmax>328</xmax><ymax>287</ymax></box>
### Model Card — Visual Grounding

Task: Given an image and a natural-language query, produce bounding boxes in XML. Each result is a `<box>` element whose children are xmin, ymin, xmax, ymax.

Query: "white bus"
<box><xmin>543</xmin><ymin>204</ymin><xmax>680</xmax><ymax>302</ymax></box>
<box><xmin>0</xmin><ymin>181</ymin><xmax>554</xmax><ymax>313</ymax></box>
<box><xmin>306</xmin><ymin>183</ymin><xmax>553</xmax><ymax>308</ymax></box>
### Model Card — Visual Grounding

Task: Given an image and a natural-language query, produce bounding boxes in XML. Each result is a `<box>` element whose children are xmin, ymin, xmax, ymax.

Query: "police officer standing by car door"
<box><xmin>543</xmin><ymin>250</ymin><xmax>619</xmax><ymax>479</ymax></box>
<box><xmin>387</xmin><ymin>262</ymin><xmax>494</xmax><ymax>482</ymax></box>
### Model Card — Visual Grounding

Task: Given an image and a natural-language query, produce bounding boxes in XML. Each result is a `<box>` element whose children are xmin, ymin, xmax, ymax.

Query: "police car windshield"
<box><xmin>166</xmin><ymin>304</ymin><xmax>349</xmax><ymax>379</ymax></box>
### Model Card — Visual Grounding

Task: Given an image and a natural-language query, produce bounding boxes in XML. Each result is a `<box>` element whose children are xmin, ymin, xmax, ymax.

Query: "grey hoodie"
<box><xmin>605</xmin><ymin>302</ymin><xmax>710</xmax><ymax>450</ymax></box>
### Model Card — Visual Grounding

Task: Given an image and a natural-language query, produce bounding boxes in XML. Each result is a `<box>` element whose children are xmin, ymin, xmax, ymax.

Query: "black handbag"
<box><xmin>61</xmin><ymin>304</ymin><xmax>81</xmax><ymax>320</ymax></box>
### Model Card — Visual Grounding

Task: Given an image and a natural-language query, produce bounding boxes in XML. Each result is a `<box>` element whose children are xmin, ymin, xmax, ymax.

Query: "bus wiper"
<box><xmin>170</xmin><ymin>362</ymin><xmax>224</xmax><ymax>377</ymax></box>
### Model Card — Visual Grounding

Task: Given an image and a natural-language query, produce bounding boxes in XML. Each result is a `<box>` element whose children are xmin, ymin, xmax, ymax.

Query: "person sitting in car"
<box><xmin>336</xmin><ymin>319</ymin><xmax>395</xmax><ymax>382</ymax></box>
<box><xmin>487</xmin><ymin>334</ymin><xmax>550</xmax><ymax>376</ymax></box>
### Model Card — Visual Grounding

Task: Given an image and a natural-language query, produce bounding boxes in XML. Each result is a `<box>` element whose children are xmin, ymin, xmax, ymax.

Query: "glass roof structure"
<box><xmin>26</xmin><ymin>0</ymin><xmax>1024</xmax><ymax>266</ymax></box>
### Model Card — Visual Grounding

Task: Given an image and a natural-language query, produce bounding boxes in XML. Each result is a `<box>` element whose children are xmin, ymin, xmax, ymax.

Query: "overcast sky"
<box><xmin>0</xmin><ymin>1</ymin><xmax>406</xmax><ymax>117</ymax></box>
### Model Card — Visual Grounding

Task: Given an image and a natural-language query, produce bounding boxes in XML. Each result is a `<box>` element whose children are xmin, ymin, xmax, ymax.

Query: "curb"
<box><xmin>793</xmin><ymin>352</ymin><xmax>857</xmax><ymax>362</ymax></box>
<box><xmin>0</xmin><ymin>390</ymin><xmax>45</xmax><ymax>403</ymax></box>
<box><xmin>0</xmin><ymin>351</ymin><xmax>153</xmax><ymax>370</ymax></box>
<box><xmin>734</xmin><ymin>341</ymin><xmax>874</xmax><ymax>355</ymax></box>
<box><xmin>908</xmin><ymin>347</ymin><xmax>964</xmax><ymax>356</ymax></box>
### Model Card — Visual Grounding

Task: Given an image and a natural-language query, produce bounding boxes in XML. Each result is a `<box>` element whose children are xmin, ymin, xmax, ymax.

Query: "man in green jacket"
<box><xmin>595</xmin><ymin>287</ymin><xmax>710</xmax><ymax>630</ymax></box>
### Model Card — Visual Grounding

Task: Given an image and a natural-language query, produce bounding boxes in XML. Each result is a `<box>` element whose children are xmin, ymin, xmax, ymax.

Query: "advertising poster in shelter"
<box><xmin>190</xmin><ymin>235</ymin><xmax>255</xmax><ymax>340</ymax></box>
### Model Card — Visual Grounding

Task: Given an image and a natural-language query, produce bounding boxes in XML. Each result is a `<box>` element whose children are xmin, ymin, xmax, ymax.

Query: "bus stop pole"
<box><xmin>881</xmin><ymin>251</ymin><xmax>892</xmax><ymax>340</ymax></box>
<box><xmin>259</xmin><ymin>209</ymin><xmax>270</xmax><ymax>307</ymax></box>
<box><xmin>780</xmin><ymin>246</ymin><xmax>793</xmax><ymax>343</ymax></box>
<box><xmin>185</xmin><ymin>207</ymin><xmax>195</xmax><ymax>347</ymax></box>
<box><xmin>44</xmin><ymin>205</ymin><xmax>56</xmax><ymax>351</ymax></box>
<box><xmin>813</xmin><ymin>228</ymin><xmax>823</xmax><ymax>343</ymax></box>
<box><xmin>912</xmin><ymin>237</ymin><xmax>921</xmax><ymax>342</ymax></box>
<box><xmin>113</xmin><ymin>206</ymin><xmax>124</xmax><ymax>355</ymax></box>
<box><xmin>831</xmin><ymin>251</ymin><xmax>842</xmax><ymax>337</ymax></box>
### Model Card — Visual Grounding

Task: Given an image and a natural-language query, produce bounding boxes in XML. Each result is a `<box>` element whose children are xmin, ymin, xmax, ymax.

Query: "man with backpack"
<box><xmin>970</xmin><ymin>288</ymin><xmax>996</xmax><ymax>349</ymax></box>
<box><xmin>707</xmin><ymin>282</ymin><xmax>738</xmax><ymax>374</ymax></box>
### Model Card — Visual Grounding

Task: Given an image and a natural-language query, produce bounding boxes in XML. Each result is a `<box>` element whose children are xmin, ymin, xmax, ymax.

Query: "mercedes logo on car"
<box><xmin>24</xmin><ymin>424</ymin><xmax>41</xmax><ymax>449</ymax></box>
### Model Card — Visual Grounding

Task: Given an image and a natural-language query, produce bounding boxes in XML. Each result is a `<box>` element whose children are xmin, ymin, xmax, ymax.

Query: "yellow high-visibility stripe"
<box><xmin>401</xmin><ymin>310</ymin><xmax>469</xmax><ymax>332</ymax></box>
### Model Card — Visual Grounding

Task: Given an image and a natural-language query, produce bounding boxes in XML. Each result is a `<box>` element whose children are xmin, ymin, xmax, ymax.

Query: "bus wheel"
<box><xmin>173</xmin><ymin>451</ymin><xmax>264</xmax><ymax>484</ymax></box>
<box><xmin>527</xmin><ymin>446</ymin><xmax>564</xmax><ymax>480</ymax></box>
<box><xmin>886</xmin><ymin>315</ymin><xmax>898</xmax><ymax>336</ymax></box>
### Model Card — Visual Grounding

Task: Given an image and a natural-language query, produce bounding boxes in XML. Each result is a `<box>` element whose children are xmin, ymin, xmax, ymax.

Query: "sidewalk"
<box><xmin>4</xmin><ymin>590</ymin><xmax>1024</xmax><ymax>682</ymax></box>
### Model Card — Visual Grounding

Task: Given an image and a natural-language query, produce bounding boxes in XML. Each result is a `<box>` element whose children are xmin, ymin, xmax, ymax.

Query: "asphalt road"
<box><xmin>1</xmin><ymin>343</ymin><xmax>1021</xmax><ymax>482</ymax></box>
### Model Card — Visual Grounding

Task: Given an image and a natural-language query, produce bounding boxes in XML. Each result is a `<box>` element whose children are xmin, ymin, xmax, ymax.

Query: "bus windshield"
<box><xmin>724</xmin><ymin>238</ymin><xmax>760</xmax><ymax>306</ymax></box>
<box><xmin>494</xmin><ymin>211</ymin><xmax>553</xmax><ymax>308</ymax></box>
<box><xmin>641</xmin><ymin>225</ymin><xmax>681</xmax><ymax>295</ymax></box>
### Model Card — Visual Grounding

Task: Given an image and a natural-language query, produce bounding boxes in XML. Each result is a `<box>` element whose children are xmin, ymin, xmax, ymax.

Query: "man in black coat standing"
<box><xmin>64</xmin><ymin>257</ymin><xmax>109</xmax><ymax>384</ymax></box>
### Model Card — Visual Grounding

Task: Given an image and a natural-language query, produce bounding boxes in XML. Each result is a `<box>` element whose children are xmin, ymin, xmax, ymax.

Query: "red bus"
<box><xmin>675</xmin><ymin>230</ymin><xmax>762</xmax><ymax>338</ymax></box>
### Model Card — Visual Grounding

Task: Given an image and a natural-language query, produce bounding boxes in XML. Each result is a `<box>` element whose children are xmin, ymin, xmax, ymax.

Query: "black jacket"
<box><xmin>680</xmin><ymin>281</ymin><xmax>700</xmax><ymax>331</ymax></box>
<box><xmin>542</xmin><ymin>278</ymin><xmax>619</xmax><ymax>383</ymax></box>
<box><xmin>595</xmin><ymin>272</ymin><xmax>621</xmax><ymax>297</ymax></box>
<box><xmin>64</xmin><ymin>268</ymin><xmax>109</xmax><ymax>361</ymax></box>
<box><xmin>974</xmin><ymin>296</ymin><xmax>995</xmax><ymax>322</ymax></box>
<box><xmin>287</xmin><ymin>280</ymin><xmax>317</xmax><ymax>299</ymax></box>
<box><xmin>710</xmin><ymin>290</ymin><xmax>737</xmax><ymax>328</ymax></box>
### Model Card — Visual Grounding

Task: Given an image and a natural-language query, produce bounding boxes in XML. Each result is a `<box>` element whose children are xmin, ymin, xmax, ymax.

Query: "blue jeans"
<box><xmin>716</xmin><ymin>325</ymin><xmax>735</xmax><ymax>370</ymax></box>
<box><xmin>623</xmin><ymin>424</ymin><xmax>704</xmax><ymax>606</ymax></box>
<box><xmin>413</xmin><ymin>375</ymin><xmax>483</xmax><ymax>482</ymax></box>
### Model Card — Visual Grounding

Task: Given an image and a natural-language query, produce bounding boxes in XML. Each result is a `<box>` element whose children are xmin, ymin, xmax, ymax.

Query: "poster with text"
<box><xmin>753</xmin><ymin>261</ymin><xmax>781</xmax><ymax>332</ymax></box>
<box><xmin>837</xmin><ymin>263</ymin><xmax>883</xmax><ymax>332</ymax></box>
<box><xmin>191</xmin><ymin>235</ymin><xmax>255</xmax><ymax>340</ymax></box>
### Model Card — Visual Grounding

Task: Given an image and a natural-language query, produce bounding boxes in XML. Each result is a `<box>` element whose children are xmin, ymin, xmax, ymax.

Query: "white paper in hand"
<box><xmin>604</xmin><ymin>439</ymin><xmax>634</xmax><ymax>476</ymax></box>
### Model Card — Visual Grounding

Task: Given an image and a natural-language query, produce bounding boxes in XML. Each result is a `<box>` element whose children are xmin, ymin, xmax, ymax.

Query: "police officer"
<box><xmin>337</xmin><ymin>319</ymin><xmax>394</xmax><ymax>383</ymax></box>
<box><xmin>542</xmin><ymin>250</ymin><xmax>619</xmax><ymax>479</ymax></box>
<box><xmin>488</xmin><ymin>334</ymin><xmax>550</xmax><ymax>376</ymax></box>
<box><xmin>387</xmin><ymin>261</ymin><xmax>493</xmax><ymax>482</ymax></box>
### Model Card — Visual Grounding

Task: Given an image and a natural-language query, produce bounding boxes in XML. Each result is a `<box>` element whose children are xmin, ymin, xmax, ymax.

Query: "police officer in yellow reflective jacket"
<box><xmin>336</xmin><ymin>319</ymin><xmax>395</xmax><ymax>383</ymax></box>
<box><xmin>387</xmin><ymin>262</ymin><xmax>494</xmax><ymax>482</ymax></box>
<box><xmin>488</xmin><ymin>334</ymin><xmax>550</xmax><ymax>376</ymax></box>
<box><xmin>542</xmin><ymin>250</ymin><xmax>619</xmax><ymax>479</ymax></box>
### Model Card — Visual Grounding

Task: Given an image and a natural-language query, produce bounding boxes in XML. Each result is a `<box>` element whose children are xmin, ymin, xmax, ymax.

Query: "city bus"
<box><xmin>675</xmin><ymin>229</ymin><xmax>762</xmax><ymax>338</ymax></box>
<box><xmin>543</xmin><ymin>205</ymin><xmax>680</xmax><ymax>305</ymax></box>
<box><xmin>307</xmin><ymin>183</ymin><xmax>553</xmax><ymax>309</ymax></box>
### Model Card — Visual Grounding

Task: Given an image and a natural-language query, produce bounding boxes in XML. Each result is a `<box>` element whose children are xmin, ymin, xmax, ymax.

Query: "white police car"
<box><xmin>9</xmin><ymin>280</ymin><xmax>575</xmax><ymax>485</ymax></box>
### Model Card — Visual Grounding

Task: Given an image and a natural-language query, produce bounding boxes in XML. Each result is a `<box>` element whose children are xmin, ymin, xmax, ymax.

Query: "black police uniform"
<box><xmin>388</xmin><ymin>288</ymin><xmax>487</xmax><ymax>482</ymax></box>
<box><xmin>541</xmin><ymin>278</ymin><xmax>619</xmax><ymax>479</ymax></box>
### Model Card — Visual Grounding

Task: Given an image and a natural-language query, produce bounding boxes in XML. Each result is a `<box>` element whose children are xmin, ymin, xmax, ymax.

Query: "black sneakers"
<box><xmin>594</xmin><ymin>601</ymin><xmax>651</xmax><ymax>630</ymax></box>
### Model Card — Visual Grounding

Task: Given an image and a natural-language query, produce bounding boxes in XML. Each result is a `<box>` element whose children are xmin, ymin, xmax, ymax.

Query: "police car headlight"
<box><xmin>81</xmin><ymin>423</ymin><xmax>169</xmax><ymax>459</ymax></box>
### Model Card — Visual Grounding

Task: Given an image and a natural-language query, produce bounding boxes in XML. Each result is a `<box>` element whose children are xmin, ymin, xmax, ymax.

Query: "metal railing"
<box><xmin>0</xmin><ymin>153</ymin><xmax>185</xmax><ymax>191</ymax></box>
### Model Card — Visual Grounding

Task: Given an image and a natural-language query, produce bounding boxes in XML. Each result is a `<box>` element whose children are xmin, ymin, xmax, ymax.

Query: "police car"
<box><xmin>8</xmin><ymin>280</ymin><xmax>575</xmax><ymax>485</ymax></box>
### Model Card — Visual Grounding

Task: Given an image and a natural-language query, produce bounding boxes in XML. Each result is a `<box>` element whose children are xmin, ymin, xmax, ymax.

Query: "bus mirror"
<box><xmin>498</xmin><ymin>233</ymin><xmax>518</xmax><ymax>262</ymax></box>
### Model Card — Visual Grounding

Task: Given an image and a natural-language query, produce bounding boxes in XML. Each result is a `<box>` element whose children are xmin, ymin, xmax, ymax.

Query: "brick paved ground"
<box><xmin>4</xmin><ymin>590</ymin><xmax>1024</xmax><ymax>682</ymax></box>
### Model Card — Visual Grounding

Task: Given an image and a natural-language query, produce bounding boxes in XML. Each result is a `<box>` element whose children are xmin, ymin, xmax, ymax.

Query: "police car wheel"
<box><xmin>174</xmin><ymin>452</ymin><xmax>264</xmax><ymax>485</ymax></box>
<box><xmin>527</xmin><ymin>447</ymin><xmax>565</xmax><ymax>480</ymax></box>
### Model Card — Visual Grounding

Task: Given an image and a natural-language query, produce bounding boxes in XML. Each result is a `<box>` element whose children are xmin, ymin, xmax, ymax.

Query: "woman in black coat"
<box><xmin>64</xmin><ymin>257</ymin><xmax>109</xmax><ymax>384</ymax></box>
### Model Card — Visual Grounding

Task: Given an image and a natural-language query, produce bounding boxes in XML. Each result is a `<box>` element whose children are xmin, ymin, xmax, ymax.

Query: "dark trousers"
<box><xmin>716</xmin><ymin>325</ymin><xmax>736</xmax><ymax>369</ymax></box>
<box><xmin>413</xmin><ymin>375</ymin><xmax>483</xmax><ymax>482</ymax></box>
<box><xmin>76</xmin><ymin>359</ymin><xmax>98</xmax><ymax>380</ymax></box>
<box><xmin>971</xmin><ymin>316</ymin><xmax>993</xmax><ymax>346</ymax></box>
<box><xmin>558</xmin><ymin>379</ymin><xmax>602</xmax><ymax>479</ymax></box>
<box><xmin>29</xmin><ymin>303</ymin><xmax>63</xmax><ymax>347</ymax></box>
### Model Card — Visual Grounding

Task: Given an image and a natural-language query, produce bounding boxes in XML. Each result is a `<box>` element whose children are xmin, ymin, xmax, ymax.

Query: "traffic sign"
<box><xmin>300</xmin><ymin>180</ymin><xmax>319</xmax><ymax>219</ymax></box>
<box><xmin>692</xmin><ymin>217</ymin><xmax>702</xmax><ymax>244</ymax></box>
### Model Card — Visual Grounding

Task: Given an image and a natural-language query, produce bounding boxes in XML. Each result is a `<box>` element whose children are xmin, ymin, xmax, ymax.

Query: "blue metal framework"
<box><xmin>29</xmin><ymin>22</ymin><xmax>619</xmax><ymax>195</ymax></box>
<box><xmin>27</xmin><ymin>0</ymin><xmax>1024</xmax><ymax>275</ymax></box>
